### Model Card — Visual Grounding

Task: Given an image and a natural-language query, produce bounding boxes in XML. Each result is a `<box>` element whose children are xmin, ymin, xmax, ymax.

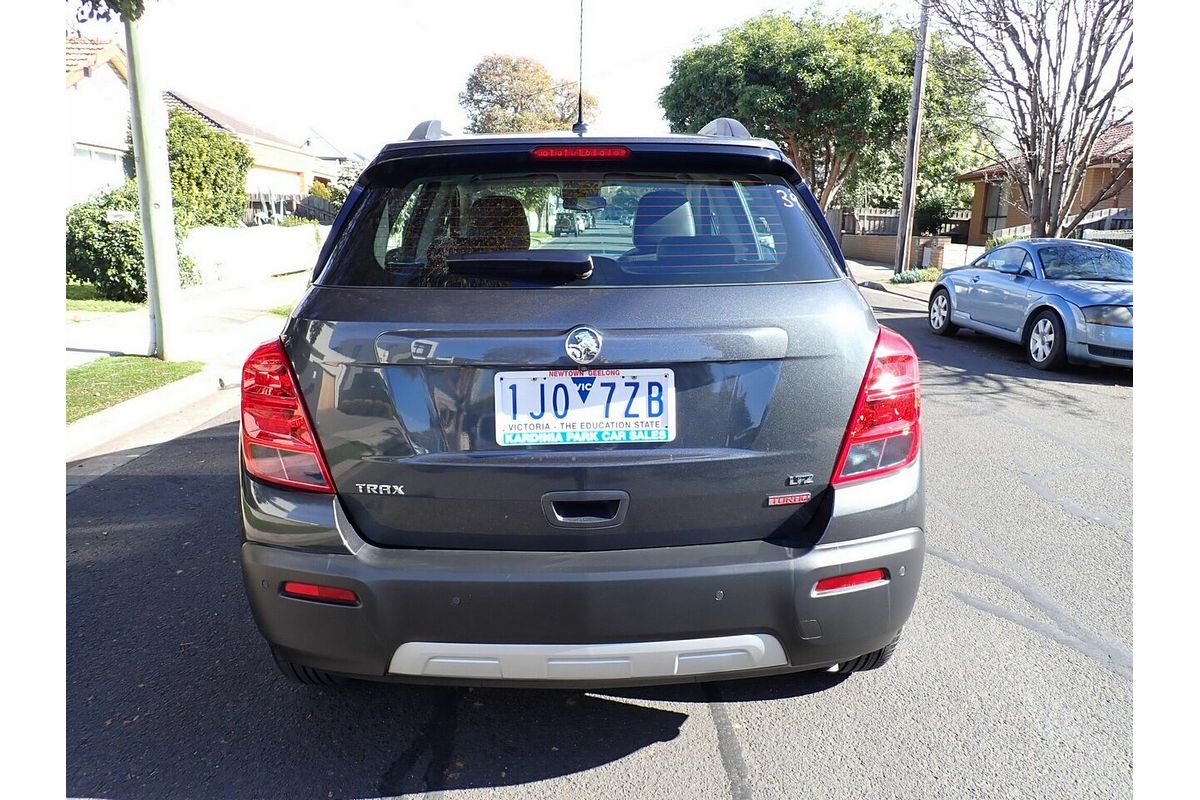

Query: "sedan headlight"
<box><xmin>1082</xmin><ymin>305</ymin><xmax>1132</xmax><ymax>327</ymax></box>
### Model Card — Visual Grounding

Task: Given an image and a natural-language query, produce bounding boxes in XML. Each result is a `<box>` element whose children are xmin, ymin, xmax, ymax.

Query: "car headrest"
<box><xmin>656</xmin><ymin>235</ymin><xmax>737</xmax><ymax>267</ymax></box>
<box><xmin>466</xmin><ymin>196</ymin><xmax>530</xmax><ymax>251</ymax></box>
<box><xmin>633</xmin><ymin>191</ymin><xmax>695</xmax><ymax>250</ymax></box>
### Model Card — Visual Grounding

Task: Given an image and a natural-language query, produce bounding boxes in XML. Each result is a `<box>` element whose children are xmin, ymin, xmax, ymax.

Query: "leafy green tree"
<box><xmin>459</xmin><ymin>54</ymin><xmax>598</xmax><ymax>134</ymax></box>
<box><xmin>163</xmin><ymin>110</ymin><xmax>253</xmax><ymax>228</ymax></box>
<box><xmin>328</xmin><ymin>160</ymin><xmax>366</xmax><ymax>212</ymax></box>
<box><xmin>125</xmin><ymin>110</ymin><xmax>253</xmax><ymax>228</ymax></box>
<box><xmin>838</xmin><ymin>32</ymin><xmax>988</xmax><ymax>210</ymax></box>
<box><xmin>72</xmin><ymin>0</ymin><xmax>145</xmax><ymax>22</ymax></box>
<box><xmin>660</xmin><ymin>11</ymin><xmax>982</xmax><ymax>211</ymax></box>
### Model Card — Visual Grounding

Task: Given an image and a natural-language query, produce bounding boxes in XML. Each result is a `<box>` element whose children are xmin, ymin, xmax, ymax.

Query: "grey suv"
<box><xmin>239</xmin><ymin>118</ymin><xmax>925</xmax><ymax>687</ymax></box>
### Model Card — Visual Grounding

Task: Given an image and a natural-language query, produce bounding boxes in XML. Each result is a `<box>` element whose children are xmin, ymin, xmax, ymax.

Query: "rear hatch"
<box><xmin>285</xmin><ymin>141</ymin><xmax>878</xmax><ymax>551</ymax></box>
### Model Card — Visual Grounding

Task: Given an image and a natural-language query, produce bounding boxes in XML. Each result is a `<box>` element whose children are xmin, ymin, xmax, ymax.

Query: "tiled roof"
<box><xmin>162</xmin><ymin>90</ymin><xmax>300</xmax><ymax>148</ymax></box>
<box><xmin>957</xmin><ymin>122</ymin><xmax>1133</xmax><ymax>182</ymax></box>
<box><xmin>66</xmin><ymin>37</ymin><xmax>127</xmax><ymax>86</ymax></box>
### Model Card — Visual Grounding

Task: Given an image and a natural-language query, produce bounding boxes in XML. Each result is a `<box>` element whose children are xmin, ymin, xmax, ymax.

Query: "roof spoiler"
<box><xmin>407</xmin><ymin>119</ymin><xmax>450</xmax><ymax>140</ymax></box>
<box><xmin>697</xmin><ymin>118</ymin><xmax>754</xmax><ymax>139</ymax></box>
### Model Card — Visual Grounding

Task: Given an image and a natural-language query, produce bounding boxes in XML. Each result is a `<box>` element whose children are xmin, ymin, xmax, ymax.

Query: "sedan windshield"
<box><xmin>1038</xmin><ymin>244</ymin><xmax>1132</xmax><ymax>282</ymax></box>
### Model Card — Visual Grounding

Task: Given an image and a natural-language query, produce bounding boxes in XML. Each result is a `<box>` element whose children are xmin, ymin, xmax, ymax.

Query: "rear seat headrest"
<box><xmin>633</xmin><ymin>191</ymin><xmax>695</xmax><ymax>250</ymax></box>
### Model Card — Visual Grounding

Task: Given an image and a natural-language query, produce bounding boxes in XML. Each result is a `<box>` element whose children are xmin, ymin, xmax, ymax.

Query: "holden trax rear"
<box><xmin>239</xmin><ymin>118</ymin><xmax>925</xmax><ymax>687</ymax></box>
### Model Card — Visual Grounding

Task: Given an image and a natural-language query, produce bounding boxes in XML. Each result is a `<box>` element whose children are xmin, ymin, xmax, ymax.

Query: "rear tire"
<box><xmin>1026</xmin><ymin>309</ymin><xmax>1068</xmax><ymax>370</ymax></box>
<box><xmin>836</xmin><ymin>630</ymin><xmax>902</xmax><ymax>673</ymax></box>
<box><xmin>271</xmin><ymin>648</ymin><xmax>348</xmax><ymax>686</ymax></box>
<box><xmin>928</xmin><ymin>289</ymin><xmax>958</xmax><ymax>335</ymax></box>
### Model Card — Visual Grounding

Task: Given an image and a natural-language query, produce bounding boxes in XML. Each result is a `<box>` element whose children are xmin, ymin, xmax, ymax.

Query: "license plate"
<box><xmin>494</xmin><ymin>369</ymin><xmax>676</xmax><ymax>446</ymax></box>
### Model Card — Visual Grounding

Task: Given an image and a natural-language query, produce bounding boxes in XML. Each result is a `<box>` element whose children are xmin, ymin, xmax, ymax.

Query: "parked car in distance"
<box><xmin>239</xmin><ymin>117</ymin><xmax>925</xmax><ymax>689</ymax></box>
<box><xmin>554</xmin><ymin>212</ymin><xmax>581</xmax><ymax>236</ymax></box>
<box><xmin>928</xmin><ymin>239</ymin><xmax>1132</xmax><ymax>370</ymax></box>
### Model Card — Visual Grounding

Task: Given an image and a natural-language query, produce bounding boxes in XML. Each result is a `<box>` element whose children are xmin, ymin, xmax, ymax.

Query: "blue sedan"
<box><xmin>928</xmin><ymin>239</ymin><xmax>1132</xmax><ymax>369</ymax></box>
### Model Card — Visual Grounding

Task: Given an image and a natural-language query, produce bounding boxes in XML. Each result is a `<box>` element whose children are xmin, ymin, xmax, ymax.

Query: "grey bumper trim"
<box><xmin>388</xmin><ymin>634</ymin><xmax>787</xmax><ymax>681</ymax></box>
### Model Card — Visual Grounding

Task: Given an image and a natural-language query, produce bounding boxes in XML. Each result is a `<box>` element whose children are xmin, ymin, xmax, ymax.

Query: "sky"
<box><xmin>72</xmin><ymin>0</ymin><xmax>905</xmax><ymax>160</ymax></box>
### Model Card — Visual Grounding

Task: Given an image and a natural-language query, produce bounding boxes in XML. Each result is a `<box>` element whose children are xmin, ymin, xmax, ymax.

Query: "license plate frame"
<box><xmin>494</xmin><ymin>368</ymin><xmax>676</xmax><ymax>447</ymax></box>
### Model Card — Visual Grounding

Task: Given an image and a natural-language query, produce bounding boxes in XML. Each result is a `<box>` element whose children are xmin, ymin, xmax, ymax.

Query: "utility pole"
<box><xmin>894</xmin><ymin>0</ymin><xmax>931</xmax><ymax>274</ymax></box>
<box><xmin>123</xmin><ymin>12</ymin><xmax>180</xmax><ymax>360</ymax></box>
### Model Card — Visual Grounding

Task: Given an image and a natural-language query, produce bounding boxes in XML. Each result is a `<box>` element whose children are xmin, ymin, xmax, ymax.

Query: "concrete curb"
<box><xmin>857</xmin><ymin>279</ymin><xmax>934</xmax><ymax>304</ymax></box>
<box><xmin>66</xmin><ymin>365</ymin><xmax>236</xmax><ymax>463</ymax></box>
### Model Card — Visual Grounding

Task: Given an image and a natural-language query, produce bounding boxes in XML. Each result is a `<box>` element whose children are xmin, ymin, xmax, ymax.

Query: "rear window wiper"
<box><xmin>445</xmin><ymin>250</ymin><xmax>594</xmax><ymax>282</ymax></box>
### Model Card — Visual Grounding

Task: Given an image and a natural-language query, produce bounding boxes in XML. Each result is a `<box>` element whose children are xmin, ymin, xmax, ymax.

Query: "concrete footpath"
<box><xmin>66</xmin><ymin>271</ymin><xmax>309</xmax><ymax>482</ymax></box>
<box><xmin>845</xmin><ymin>258</ymin><xmax>936</xmax><ymax>304</ymax></box>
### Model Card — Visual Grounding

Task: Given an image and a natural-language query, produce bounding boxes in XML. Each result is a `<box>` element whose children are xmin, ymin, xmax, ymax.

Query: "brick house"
<box><xmin>957</xmin><ymin>122</ymin><xmax>1133</xmax><ymax>246</ymax></box>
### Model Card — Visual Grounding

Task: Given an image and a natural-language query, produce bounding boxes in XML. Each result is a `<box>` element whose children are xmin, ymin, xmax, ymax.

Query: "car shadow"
<box><xmin>66</xmin><ymin>422</ymin><xmax>845</xmax><ymax>799</ymax></box>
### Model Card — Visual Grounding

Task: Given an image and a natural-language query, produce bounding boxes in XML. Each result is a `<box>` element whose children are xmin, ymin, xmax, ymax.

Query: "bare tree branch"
<box><xmin>929</xmin><ymin>0</ymin><xmax>1132</xmax><ymax>238</ymax></box>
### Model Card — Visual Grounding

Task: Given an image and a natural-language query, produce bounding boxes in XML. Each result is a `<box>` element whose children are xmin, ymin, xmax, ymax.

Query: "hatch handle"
<box><xmin>541</xmin><ymin>491</ymin><xmax>630</xmax><ymax>529</ymax></box>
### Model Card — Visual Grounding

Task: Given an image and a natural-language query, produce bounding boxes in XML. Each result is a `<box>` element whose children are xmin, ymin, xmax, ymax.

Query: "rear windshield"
<box><xmin>317</xmin><ymin>169</ymin><xmax>841</xmax><ymax>288</ymax></box>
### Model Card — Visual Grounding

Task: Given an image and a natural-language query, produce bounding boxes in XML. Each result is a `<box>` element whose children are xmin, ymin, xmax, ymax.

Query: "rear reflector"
<box><xmin>281</xmin><ymin>581</ymin><xmax>360</xmax><ymax>605</ymax></box>
<box><xmin>241</xmin><ymin>339</ymin><xmax>335</xmax><ymax>493</ymax></box>
<box><xmin>813</xmin><ymin>569</ymin><xmax>888</xmax><ymax>595</ymax></box>
<box><xmin>531</xmin><ymin>145</ymin><xmax>630</xmax><ymax>160</ymax></box>
<box><xmin>832</xmin><ymin>326</ymin><xmax>921</xmax><ymax>485</ymax></box>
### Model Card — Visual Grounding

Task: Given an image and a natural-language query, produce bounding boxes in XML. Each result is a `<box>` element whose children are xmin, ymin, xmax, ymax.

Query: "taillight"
<box><xmin>241</xmin><ymin>339</ymin><xmax>335</xmax><ymax>493</ymax></box>
<box><xmin>530</xmin><ymin>145</ymin><xmax>630</xmax><ymax>160</ymax></box>
<box><xmin>832</xmin><ymin>327</ymin><xmax>921</xmax><ymax>485</ymax></box>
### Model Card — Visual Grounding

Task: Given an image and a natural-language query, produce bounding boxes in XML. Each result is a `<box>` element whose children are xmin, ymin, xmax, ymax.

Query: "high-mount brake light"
<box><xmin>832</xmin><ymin>326</ymin><xmax>921</xmax><ymax>485</ymax></box>
<box><xmin>240</xmin><ymin>339</ymin><xmax>335</xmax><ymax>493</ymax></box>
<box><xmin>530</xmin><ymin>145</ymin><xmax>630</xmax><ymax>160</ymax></box>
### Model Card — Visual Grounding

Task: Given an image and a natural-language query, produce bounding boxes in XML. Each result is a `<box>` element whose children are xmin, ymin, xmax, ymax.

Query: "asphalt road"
<box><xmin>66</xmin><ymin>286</ymin><xmax>1132</xmax><ymax>800</ymax></box>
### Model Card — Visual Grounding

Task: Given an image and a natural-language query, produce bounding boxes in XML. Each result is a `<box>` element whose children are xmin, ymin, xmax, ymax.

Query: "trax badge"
<box><xmin>565</xmin><ymin>326</ymin><xmax>602</xmax><ymax>365</ymax></box>
<box><xmin>355</xmin><ymin>483</ymin><xmax>406</xmax><ymax>495</ymax></box>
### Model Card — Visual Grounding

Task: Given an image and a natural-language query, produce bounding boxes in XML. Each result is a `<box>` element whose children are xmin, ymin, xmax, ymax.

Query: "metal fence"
<box><xmin>294</xmin><ymin>195</ymin><xmax>338</xmax><ymax>224</ymax></box>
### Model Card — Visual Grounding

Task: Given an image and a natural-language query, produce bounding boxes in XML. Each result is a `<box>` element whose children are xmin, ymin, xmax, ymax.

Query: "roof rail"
<box><xmin>408</xmin><ymin>119</ymin><xmax>449</xmax><ymax>141</ymax></box>
<box><xmin>697</xmin><ymin>118</ymin><xmax>754</xmax><ymax>139</ymax></box>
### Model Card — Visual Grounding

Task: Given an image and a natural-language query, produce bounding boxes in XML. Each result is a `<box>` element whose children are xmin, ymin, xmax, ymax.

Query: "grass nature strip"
<box><xmin>67</xmin><ymin>356</ymin><xmax>204</xmax><ymax>423</ymax></box>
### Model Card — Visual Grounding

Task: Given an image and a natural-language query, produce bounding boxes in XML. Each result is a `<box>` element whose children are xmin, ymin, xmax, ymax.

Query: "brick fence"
<box><xmin>840</xmin><ymin>234</ymin><xmax>984</xmax><ymax>269</ymax></box>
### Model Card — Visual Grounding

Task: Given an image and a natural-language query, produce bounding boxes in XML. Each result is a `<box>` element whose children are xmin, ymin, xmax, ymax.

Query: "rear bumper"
<box><xmin>243</xmin><ymin>525</ymin><xmax>922</xmax><ymax>685</ymax></box>
<box><xmin>241</xmin><ymin>458</ymin><xmax>925</xmax><ymax>686</ymax></box>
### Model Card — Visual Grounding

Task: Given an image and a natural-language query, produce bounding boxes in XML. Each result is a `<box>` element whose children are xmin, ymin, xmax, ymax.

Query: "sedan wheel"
<box><xmin>1027</xmin><ymin>310</ymin><xmax>1068</xmax><ymax>370</ymax></box>
<box><xmin>928</xmin><ymin>290</ymin><xmax>957</xmax><ymax>336</ymax></box>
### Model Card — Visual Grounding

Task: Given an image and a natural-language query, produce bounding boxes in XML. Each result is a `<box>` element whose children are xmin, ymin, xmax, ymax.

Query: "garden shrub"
<box><xmin>889</xmin><ymin>266</ymin><xmax>942</xmax><ymax>284</ymax></box>
<box><xmin>66</xmin><ymin>179</ymin><xmax>197</xmax><ymax>302</ymax></box>
<box><xmin>309</xmin><ymin>181</ymin><xmax>332</xmax><ymax>201</ymax></box>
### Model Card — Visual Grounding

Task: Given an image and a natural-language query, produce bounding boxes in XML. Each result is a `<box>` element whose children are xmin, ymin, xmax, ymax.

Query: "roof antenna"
<box><xmin>571</xmin><ymin>0</ymin><xmax>588</xmax><ymax>135</ymax></box>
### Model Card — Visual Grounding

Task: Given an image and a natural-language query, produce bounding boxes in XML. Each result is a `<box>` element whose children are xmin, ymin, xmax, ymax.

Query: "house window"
<box><xmin>983</xmin><ymin>182</ymin><xmax>1006</xmax><ymax>233</ymax></box>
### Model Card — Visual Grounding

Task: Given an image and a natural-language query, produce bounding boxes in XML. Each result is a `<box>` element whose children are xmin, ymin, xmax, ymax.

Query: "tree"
<box><xmin>328</xmin><ymin>159</ymin><xmax>366</xmax><ymax>212</ymax></box>
<box><xmin>125</xmin><ymin>110</ymin><xmax>253</xmax><ymax>228</ymax></box>
<box><xmin>459</xmin><ymin>54</ymin><xmax>598</xmax><ymax>134</ymax></box>
<box><xmin>928</xmin><ymin>0</ymin><xmax>1132</xmax><ymax>238</ymax></box>
<box><xmin>660</xmin><ymin>12</ymin><xmax>919</xmax><ymax>210</ymax></box>
<box><xmin>838</xmin><ymin>32</ymin><xmax>990</xmax><ymax>210</ymax></box>
<box><xmin>166</xmin><ymin>110</ymin><xmax>253</xmax><ymax>227</ymax></box>
<box><xmin>72</xmin><ymin>0</ymin><xmax>144</xmax><ymax>22</ymax></box>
